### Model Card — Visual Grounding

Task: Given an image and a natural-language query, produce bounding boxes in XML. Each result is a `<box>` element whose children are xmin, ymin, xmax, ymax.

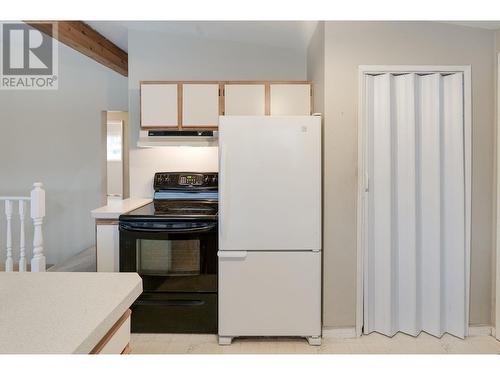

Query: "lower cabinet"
<box><xmin>96</xmin><ymin>221</ymin><xmax>119</xmax><ymax>272</ymax></box>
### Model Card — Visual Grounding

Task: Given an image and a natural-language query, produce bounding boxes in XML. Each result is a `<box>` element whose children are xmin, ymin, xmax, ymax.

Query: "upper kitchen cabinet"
<box><xmin>224</xmin><ymin>83</ymin><xmax>266</xmax><ymax>116</ymax></box>
<box><xmin>269</xmin><ymin>83</ymin><xmax>312</xmax><ymax>116</ymax></box>
<box><xmin>140</xmin><ymin>82</ymin><xmax>179</xmax><ymax>128</ymax></box>
<box><xmin>140</xmin><ymin>81</ymin><xmax>313</xmax><ymax>130</ymax></box>
<box><xmin>182</xmin><ymin>83</ymin><xmax>220</xmax><ymax>128</ymax></box>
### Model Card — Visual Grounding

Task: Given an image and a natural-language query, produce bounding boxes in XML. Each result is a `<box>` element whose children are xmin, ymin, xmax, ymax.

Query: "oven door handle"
<box><xmin>119</xmin><ymin>222</ymin><xmax>216</xmax><ymax>233</ymax></box>
<box><xmin>134</xmin><ymin>299</ymin><xmax>205</xmax><ymax>307</ymax></box>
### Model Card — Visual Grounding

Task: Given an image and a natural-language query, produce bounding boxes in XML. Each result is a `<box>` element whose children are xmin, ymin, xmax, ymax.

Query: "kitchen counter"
<box><xmin>0</xmin><ymin>272</ymin><xmax>142</xmax><ymax>354</ymax></box>
<box><xmin>91</xmin><ymin>198</ymin><xmax>152</xmax><ymax>220</ymax></box>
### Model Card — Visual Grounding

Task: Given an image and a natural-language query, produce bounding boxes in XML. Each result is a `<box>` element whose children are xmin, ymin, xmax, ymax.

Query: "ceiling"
<box><xmin>86</xmin><ymin>21</ymin><xmax>319</xmax><ymax>53</ymax></box>
<box><xmin>86</xmin><ymin>21</ymin><xmax>500</xmax><ymax>54</ymax></box>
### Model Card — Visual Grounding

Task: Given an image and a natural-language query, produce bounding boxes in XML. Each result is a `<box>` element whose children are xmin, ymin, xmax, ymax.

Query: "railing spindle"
<box><xmin>5</xmin><ymin>200</ymin><xmax>13</xmax><ymax>272</ymax></box>
<box><xmin>18</xmin><ymin>200</ymin><xmax>26</xmax><ymax>272</ymax></box>
<box><xmin>30</xmin><ymin>183</ymin><xmax>46</xmax><ymax>272</ymax></box>
<box><xmin>1</xmin><ymin>182</ymin><xmax>44</xmax><ymax>272</ymax></box>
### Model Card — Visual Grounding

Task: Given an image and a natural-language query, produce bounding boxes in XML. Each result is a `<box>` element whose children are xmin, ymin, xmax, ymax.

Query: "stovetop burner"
<box><xmin>121</xmin><ymin>202</ymin><xmax>217</xmax><ymax>221</ymax></box>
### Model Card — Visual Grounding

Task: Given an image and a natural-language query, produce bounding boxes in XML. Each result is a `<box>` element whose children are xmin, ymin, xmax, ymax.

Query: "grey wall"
<box><xmin>128</xmin><ymin>29</ymin><xmax>307</xmax><ymax>198</ymax></box>
<box><xmin>0</xmin><ymin>41</ymin><xmax>128</xmax><ymax>265</ymax></box>
<box><xmin>312</xmin><ymin>21</ymin><xmax>495</xmax><ymax>327</ymax></box>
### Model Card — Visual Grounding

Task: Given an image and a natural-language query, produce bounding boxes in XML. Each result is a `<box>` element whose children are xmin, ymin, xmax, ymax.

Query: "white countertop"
<box><xmin>0</xmin><ymin>272</ymin><xmax>142</xmax><ymax>354</ymax></box>
<box><xmin>91</xmin><ymin>198</ymin><xmax>152</xmax><ymax>219</ymax></box>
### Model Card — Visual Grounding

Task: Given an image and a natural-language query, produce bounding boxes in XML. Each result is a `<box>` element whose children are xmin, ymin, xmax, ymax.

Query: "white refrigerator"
<box><xmin>218</xmin><ymin>115</ymin><xmax>322</xmax><ymax>345</ymax></box>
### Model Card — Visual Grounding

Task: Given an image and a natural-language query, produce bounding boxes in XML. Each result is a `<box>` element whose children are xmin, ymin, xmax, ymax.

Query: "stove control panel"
<box><xmin>179</xmin><ymin>174</ymin><xmax>202</xmax><ymax>186</ymax></box>
<box><xmin>154</xmin><ymin>172</ymin><xmax>218</xmax><ymax>190</ymax></box>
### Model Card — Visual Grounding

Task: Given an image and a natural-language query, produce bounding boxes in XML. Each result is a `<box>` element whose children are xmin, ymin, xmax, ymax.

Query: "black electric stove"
<box><xmin>119</xmin><ymin>172</ymin><xmax>218</xmax><ymax>334</ymax></box>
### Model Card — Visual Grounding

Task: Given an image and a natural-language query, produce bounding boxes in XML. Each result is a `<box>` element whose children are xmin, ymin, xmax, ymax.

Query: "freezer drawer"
<box><xmin>218</xmin><ymin>251</ymin><xmax>321</xmax><ymax>337</ymax></box>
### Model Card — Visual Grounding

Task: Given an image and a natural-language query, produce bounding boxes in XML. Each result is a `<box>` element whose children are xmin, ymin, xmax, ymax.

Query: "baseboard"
<box><xmin>322</xmin><ymin>327</ymin><xmax>357</xmax><ymax>339</ymax></box>
<box><xmin>322</xmin><ymin>325</ymin><xmax>493</xmax><ymax>338</ymax></box>
<box><xmin>468</xmin><ymin>325</ymin><xmax>493</xmax><ymax>337</ymax></box>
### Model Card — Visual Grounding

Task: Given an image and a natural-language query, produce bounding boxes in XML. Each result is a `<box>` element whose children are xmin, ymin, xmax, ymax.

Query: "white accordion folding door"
<box><xmin>362</xmin><ymin>70</ymin><xmax>469</xmax><ymax>338</ymax></box>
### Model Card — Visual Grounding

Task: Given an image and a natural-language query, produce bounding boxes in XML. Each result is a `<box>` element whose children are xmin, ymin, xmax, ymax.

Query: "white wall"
<box><xmin>0</xmin><ymin>41</ymin><xmax>128</xmax><ymax>265</ymax></box>
<box><xmin>307</xmin><ymin>22</ymin><xmax>324</xmax><ymax>117</ymax></box>
<box><xmin>128</xmin><ymin>29</ymin><xmax>307</xmax><ymax>198</ymax></box>
<box><xmin>312</xmin><ymin>21</ymin><xmax>495</xmax><ymax>327</ymax></box>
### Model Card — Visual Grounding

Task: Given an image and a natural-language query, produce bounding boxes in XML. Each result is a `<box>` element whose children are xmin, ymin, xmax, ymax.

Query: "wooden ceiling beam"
<box><xmin>24</xmin><ymin>21</ymin><xmax>128</xmax><ymax>77</ymax></box>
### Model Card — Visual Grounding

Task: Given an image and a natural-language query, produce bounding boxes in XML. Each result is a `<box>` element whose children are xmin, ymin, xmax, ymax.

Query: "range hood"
<box><xmin>137</xmin><ymin>130</ymin><xmax>218</xmax><ymax>147</ymax></box>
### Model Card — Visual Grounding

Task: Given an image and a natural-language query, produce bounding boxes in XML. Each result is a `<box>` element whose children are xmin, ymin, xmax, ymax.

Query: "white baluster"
<box><xmin>5</xmin><ymin>200</ymin><xmax>13</xmax><ymax>272</ymax></box>
<box><xmin>30</xmin><ymin>183</ymin><xmax>46</xmax><ymax>272</ymax></box>
<box><xmin>19</xmin><ymin>200</ymin><xmax>26</xmax><ymax>272</ymax></box>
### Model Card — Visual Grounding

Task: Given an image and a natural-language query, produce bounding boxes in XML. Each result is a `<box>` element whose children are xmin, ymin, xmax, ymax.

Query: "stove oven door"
<box><xmin>119</xmin><ymin>220</ymin><xmax>218</xmax><ymax>292</ymax></box>
<box><xmin>119</xmin><ymin>220</ymin><xmax>218</xmax><ymax>333</ymax></box>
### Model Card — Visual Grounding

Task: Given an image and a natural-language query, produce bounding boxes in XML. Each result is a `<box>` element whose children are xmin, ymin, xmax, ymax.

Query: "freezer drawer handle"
<box><xmin>217</xmin><ymin>251</ymin><xmax>248</xmax><ymax>259</ymax></box>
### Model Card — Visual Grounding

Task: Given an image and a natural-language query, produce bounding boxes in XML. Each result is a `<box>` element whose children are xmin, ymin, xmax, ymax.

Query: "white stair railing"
<box><xmin>0</xmin><ymin>183</ymin><xmax>46</xmax><ymax>272</ymax></box>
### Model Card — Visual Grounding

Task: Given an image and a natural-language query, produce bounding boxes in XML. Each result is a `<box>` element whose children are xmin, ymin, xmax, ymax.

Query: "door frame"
<box><xmin>101</xmin><ymin>111</ymin><xmax>130</xmax><ymax>204</ymax></box>
<box><xmin>496</xmin><ymin>53</ymin><xmax>500</xmax><ymax>341</ymax></box>
<box><xmin>356</xmin><ymin>65</ymin><xmax>472</xmax><ymax>337</ymax></box>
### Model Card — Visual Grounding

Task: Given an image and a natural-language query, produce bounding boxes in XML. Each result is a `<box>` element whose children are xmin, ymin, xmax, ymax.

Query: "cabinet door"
<box><xmin>270</xmin><ymin>83</ymin><xmax>311</xmax><ymax>115</ymax></box>
<box><xmin>96</xmin><ymin>224</ymin><xmax>119</xmax><ymax>272</ymax></box>
<box><xmin>224</xmin><ymin>84</ymin><xmax>266</xmax><ymax>115</ymax></box>
<box><xmin>182</xmin><ymin>83</ymin><xmax>220</xmax><ymax>128</ymax></box>
<box><xmin>140</xmin><ymin>83</ymin><xmax>178</xmax><ymax>128</ymax></box>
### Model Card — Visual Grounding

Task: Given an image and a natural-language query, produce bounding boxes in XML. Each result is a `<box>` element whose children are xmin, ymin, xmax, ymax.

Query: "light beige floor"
<box><xmin>130</xmin><ymin>332</ymin><xmax>500</xmax><ymax>354</ymax></box>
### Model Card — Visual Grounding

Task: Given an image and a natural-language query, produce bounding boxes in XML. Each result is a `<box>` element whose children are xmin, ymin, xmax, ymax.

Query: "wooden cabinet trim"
<box><xmin>141</xmin><ymin>80</ymin><xmax>222</xmax><ymax>85</ymax></box>
<box><xmin>219</xmin><ymin>82</ymin><xmax>225</xmax><ymax>116</ymax></box>
<box><xmin>224</xmin><ymin>80</ymin><xmax>311</xmax><ymax>84</ymax></box>
<box><xmin>310</xmin><ymin>84</ymin><xmax>314</xmax><ymax>114</ymax></box>
<box><xmin>140</xmin><ymin>80</ymin><xmax>311</xmax><ymax>84</ymax></box>
<box><xmin>90</xmin><ymin>309</ymin><xmax>131</xmax><ymax>354</ymax></box>
<box><xmin>177</xmin><ymin>83</ymin><xmax>183</xmax><ymax>130</ymax></box>
<box><xmin>264</xmin><ymin>83</ymin><xmax>271</xmax><ymax>115</ymax></box>
<box><xmin>95</xmin><ymin>219</ymin><xmax>119</xmax><ymax>225</ymax></box>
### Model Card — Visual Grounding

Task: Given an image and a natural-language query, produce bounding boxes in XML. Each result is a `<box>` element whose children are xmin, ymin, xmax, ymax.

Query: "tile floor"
<box><xmin>130</xmin><ymin>332</ymin><xmax>500</xmax><ymax>354</ymax></box>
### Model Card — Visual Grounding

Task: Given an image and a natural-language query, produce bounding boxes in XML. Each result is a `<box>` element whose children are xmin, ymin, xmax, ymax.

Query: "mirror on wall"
<box><xmin>107</xmin><ymin>120</ymin><xmax>124</xmax><ymax>201</ymax></box>
<box><xmin>103</xmin><ymin>111</ymin><xmax>129</xmax><ymax>204</ymax></box>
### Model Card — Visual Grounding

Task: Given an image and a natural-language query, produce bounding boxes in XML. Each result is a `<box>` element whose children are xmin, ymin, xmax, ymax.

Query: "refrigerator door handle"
<box><xmin>217</xmin><ymin>251</ymin><xmax>247</xmax><ymax>259</ymax></box>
